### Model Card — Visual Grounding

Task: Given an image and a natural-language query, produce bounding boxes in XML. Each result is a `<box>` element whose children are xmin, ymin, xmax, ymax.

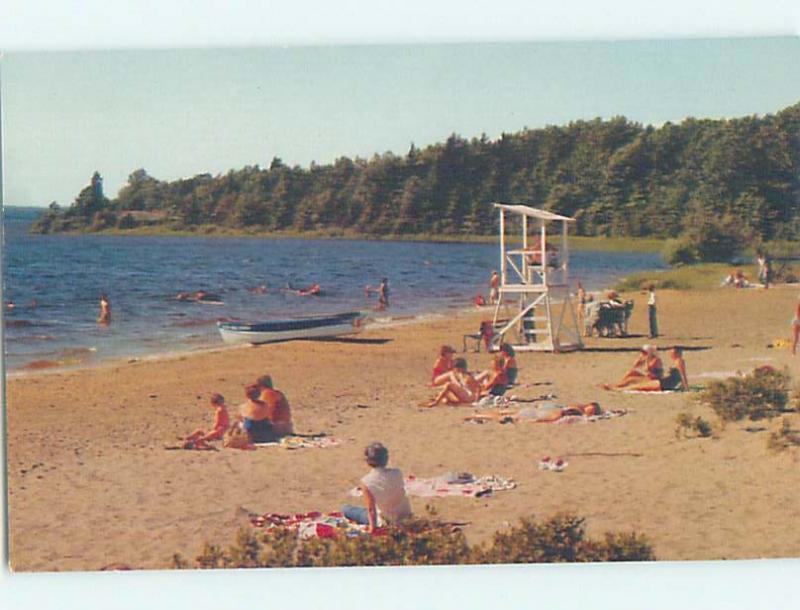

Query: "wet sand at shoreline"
<box><xmin>6</xmin><ymin>286</ymin><xmax>800</xmax><ymax>571</ymax></box>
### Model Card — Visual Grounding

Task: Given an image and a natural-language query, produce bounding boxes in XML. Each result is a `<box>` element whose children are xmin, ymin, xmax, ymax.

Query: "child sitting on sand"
<box><xmin>184</xmin><ymin>393</ymin><xmax>229</xmax><ymax>449</ymax></box>
<box><xmin>426</xmin><ymin>358</ymin><xmax>482</xmax><ymax>406</ymax></box>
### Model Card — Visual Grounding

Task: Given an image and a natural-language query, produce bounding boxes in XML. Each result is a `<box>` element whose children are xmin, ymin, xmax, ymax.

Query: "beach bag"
<box><xmin>223</xmin><ymin>423</ymin><xmax>251</xmax><ymax>449</ymax></box>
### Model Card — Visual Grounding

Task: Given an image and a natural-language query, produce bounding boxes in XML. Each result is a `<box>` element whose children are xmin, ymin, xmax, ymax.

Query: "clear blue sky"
<box><xmin>3</xmin><ymin>36</ymin><xmax>799</xmax><ymax>206</ymax></box>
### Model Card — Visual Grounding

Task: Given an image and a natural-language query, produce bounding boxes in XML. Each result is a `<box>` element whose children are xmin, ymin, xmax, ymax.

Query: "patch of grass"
<box><xmin>615</xmin><ymin>263</ymin><xmax>740</xmax><ymax>292</ymax></box>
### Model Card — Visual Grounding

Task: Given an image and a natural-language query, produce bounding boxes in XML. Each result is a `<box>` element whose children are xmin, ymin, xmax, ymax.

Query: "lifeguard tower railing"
<box><xmin>491</xmin><ymin>203</ymin><xmax>583</xmax><ymax>352</ymax></box>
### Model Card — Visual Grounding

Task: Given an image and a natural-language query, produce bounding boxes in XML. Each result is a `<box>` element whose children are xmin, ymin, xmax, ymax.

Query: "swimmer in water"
<box><xmin>6</xmin><ymin>300</ymin><xmax>15</xmax><ymax>311</ymax></box>
<box><xmin>285</xmin><ymin>283</ymin><xmax>322</xmax><ymax>296</ymax></box>
<box><xmin>298</xmin><ymin>283</ymin><xmax>322</xmax><ymax>296</ymax></box>
<box><xmin>175</xmin><ymin>290</ymin><xmax>222</xmax><ymax>303</ymax></box>
<box><xmin>249</xmin><ymin>285</ymin><xmax>268</xmax><ymax>295</ymax></box>
<box><xmin>97</xmin><ymin>293</ymin><xmax>111</xmax><ymax>324</ymax></box>
<box><xmin>366</xmin><ymin>278</ymin><xmax>390</xmax><ymax>310</ymax></box>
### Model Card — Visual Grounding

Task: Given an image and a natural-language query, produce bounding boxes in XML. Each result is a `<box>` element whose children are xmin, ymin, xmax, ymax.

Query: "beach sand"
<box><xmin>6</xmin><ymin>286</ymin><xmax>800</xmax><ymax>571</ymax></box>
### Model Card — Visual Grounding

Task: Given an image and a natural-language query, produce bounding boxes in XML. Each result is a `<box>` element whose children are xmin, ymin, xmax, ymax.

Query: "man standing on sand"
<box><xmin>647</xmin><ymin>284</ymin><xmax>658</xmax><ymax>339</ymax></box>
<box><xmin>489</xmin><ymin>270</ymin><xmax>500</xmax><ymax>305</ymax></box>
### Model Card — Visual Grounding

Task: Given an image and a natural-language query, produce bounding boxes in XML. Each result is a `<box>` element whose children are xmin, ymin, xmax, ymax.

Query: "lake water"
<box><xmin>2</xmin><ymin>206</ymin><xmax>664</xmax><ymax>370</ymax></box>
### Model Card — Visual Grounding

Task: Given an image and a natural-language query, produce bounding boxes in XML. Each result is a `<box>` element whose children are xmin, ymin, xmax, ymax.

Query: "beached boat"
<box><xmin>217</xmin><ymin>311</ymin><xmax>365</xmax><ymax>345</ymax></box>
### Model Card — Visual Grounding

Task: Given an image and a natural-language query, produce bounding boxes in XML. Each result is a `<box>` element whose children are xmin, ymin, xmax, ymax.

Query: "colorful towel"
<box><xmin>248</xmin><ymin>510</ymin><xmax>468</xmax><ymax>539</ymax></box>
<box><xmin>350</xmin><ymin>473</ymin><xmax>516</xmax><ymax>498</ymax></box>
<box><xmin>253</xmin><ymin>435</ymin><xmax>341</xmax><ymax>450</ymax></box>
<box><xmin>249</xmin><ymin>511</ymin><xmax>369</xmax><ymax>539</ymax></box>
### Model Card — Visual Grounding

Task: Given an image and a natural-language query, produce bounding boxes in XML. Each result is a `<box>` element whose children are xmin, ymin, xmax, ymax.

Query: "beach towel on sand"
<box><xmin>250</xmin><ymin>511</ymin><xmax>370</xmax><ymax>539</ymax></box>
<box><xmin>248</xmin><ymin>511</ymin><xmax>467</xmax><ymax>539</ymax></box>
<box><xmin>349</xmin><ymin>473</ymin><xmax>516</xmax><ymax>499</ymax></box>
<box><xmin>253</xmin><ymin>435</ymin><xmax>341</xmax><ymax>450</ymax></box>
<box><xmin>619</xmin><ymin>386</ymin><xmax>703</xmax><ymax>395</ymax></box>
<box><xmin>464</xmin><ymin>408</ymin><xmax>626</xmax><ymax>425</ymax></box>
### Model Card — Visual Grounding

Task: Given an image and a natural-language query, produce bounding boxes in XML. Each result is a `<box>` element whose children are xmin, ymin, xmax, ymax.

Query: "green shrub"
<box><xmin>662</xmin><ymin>238</ymin><xmax>698</xmax><ymax>266</ymax></box>
<box><xmin>675</xmin><ymin>412</ymin><xmax>713</xmax><ymax>438</ymax></box>
<box><xmin>767</xmin><ymin>418</ymin><xmax>800</xmax><ymax>452</ymax></box>
<box><xmin>174</xmin><ymin>512</ymin><xmax>655</xmax><ymax>569</ymax></box>
<box><xmin>116</xmin><ymin>213</ymin><xmax>138</xmax><ymax>229</ymax></box>
<box><xmin>697</xmin><ymin>366</ymin><xmax>790</xmax><ymax>422</ymax></box>
<box><xmin>685</xmin><ymin>220</ymin><xmax>744</xmax><ymax>263</ymax></box>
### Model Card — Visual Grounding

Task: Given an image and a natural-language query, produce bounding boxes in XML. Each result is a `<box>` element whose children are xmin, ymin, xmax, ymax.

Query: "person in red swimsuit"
<box><xmin>603</xmin><ymin>345</ymin><xmax>664</xmax><ymax>390</ymax></box>
<box><xmin>184</xmin><ymin>393</ymin><xmax>230</xmax><ymax>448</ymax></box>
<box><xmin>431</xmin><ymin>345</ymin><xmax>456</xmax><ymax>386</ymax></box>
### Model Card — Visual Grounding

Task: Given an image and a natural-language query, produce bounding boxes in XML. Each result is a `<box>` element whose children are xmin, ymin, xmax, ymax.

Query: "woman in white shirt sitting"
<box><xmin>342</xmin><ymin>442</ymin><xmax>412</xmax><ymax>532</ymax></box>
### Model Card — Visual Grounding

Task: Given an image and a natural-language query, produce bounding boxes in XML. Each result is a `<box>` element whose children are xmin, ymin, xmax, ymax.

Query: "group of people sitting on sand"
<box><xmin>183</xmin><ymin>374</ymin><xmax>294</xmax><ymax>449</ymax></box>
<box><xmin>603</xmin><ymin>344</ymin><xmax>689</xmax><ymax>392</ymax></box>
<box><xmin>425</xmin><ymin>343</ymin><xmax>518</xmax><ymax>406</ymax></box>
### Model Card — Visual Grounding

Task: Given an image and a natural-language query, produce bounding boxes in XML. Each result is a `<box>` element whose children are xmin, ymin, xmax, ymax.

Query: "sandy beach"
<box><xmin>6</xmin><ymin>285</ymin><xmax>800</xmax><ymax>571</ymax></box>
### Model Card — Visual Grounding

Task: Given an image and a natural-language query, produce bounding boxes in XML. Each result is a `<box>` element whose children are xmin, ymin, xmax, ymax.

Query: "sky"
<box><xmin>2</xmin><ymin>2</ymin><xmax>800</xmax><ymax>610</ymax></box>
<box><xmin>2</xmin><ymin>36</ymin><xmax>800</xmax><ymax>206</ymax></box>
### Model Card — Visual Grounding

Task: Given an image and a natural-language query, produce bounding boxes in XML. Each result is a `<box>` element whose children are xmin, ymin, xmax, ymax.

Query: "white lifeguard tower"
<box><xmin>490</xmin><ymin>203</ymin><xmax>583</xmax><ymax>352</ymax></box>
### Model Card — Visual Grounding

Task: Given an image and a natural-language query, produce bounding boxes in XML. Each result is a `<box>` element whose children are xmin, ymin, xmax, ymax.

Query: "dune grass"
<box><xmin>614</xmin><ymin>263</ymin><xmax>742</xmax><ymax>292</ymax></box>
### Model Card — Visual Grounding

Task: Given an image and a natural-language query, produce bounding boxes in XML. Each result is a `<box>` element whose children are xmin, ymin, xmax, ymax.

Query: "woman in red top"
<box><xmin>426</xmin><ymin>358</ymin><xmax>482</xmax><ymax>406</ymax></box>
<box><xmin>431</xmin><ymin>345</ymin><xmax>456</xmax><ymax>386</ymax></box>
<box><xmin>603</xmin><ymin>345</ymin><xmax>664</xmax><ymax>390</ymax></box>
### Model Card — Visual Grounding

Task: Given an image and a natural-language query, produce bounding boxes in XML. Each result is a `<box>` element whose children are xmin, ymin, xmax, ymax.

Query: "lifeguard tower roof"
<box><xmin>492</xmin><ymin>203</ymin><xmax>575</xmax><ymax>223</ymax></box>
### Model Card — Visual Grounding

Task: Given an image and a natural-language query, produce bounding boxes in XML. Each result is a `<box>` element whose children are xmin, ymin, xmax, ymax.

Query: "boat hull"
<box><xmin>217</xmin><ymin>312</ymin><xmax>364</xmax><ymax>345</ymax></box>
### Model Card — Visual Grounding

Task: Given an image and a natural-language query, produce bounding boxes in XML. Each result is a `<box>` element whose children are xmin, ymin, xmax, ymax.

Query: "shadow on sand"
<box><xmin>579</xmin><ymin>345</ymin><xmax>711</xmax><ymax>354</ymax></box>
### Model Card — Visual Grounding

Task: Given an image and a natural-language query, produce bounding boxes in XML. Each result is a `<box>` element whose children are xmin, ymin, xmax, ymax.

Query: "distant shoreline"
<box><xmin>20</xmin><ymin>222</ymin><xmax>667</xmax><ymax>254</ymax></box>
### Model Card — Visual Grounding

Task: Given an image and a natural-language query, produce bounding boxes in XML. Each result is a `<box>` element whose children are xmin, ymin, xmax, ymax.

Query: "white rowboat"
<box><xmin>217</xmin><ymin>311</ymin><xmax>365</xmax><ymax>345</ymax></box>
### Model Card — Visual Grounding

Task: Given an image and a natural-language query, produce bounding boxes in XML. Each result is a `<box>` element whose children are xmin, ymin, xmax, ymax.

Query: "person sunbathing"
<box><xmin>474</xmin><ymin>354</ymin><xmax>509</xmax><ymax>397</ymax></box>
<box><xmin>184</xmin><ymin>393</ymin><xmax>230</xmax><ymax>449</ymax></box>
<box><xmin>341</xmin><ymin>442</ymin><xmax>412</xmax><ymax>533</ymax></box>
<box><xmin>426</xmin><ymin>358</ymin><xmax>481</xmax><ymax>406</ymax></box>
<box><xmin>603</xmin><ymin>345</ymin><xmax>663</xmax><ymax>390</ymax></box>
<box><xmin>239</xmin><ymin>383</ymin><xmax>276</xmax><ymax>443</ymax></box>
<box><xmin>466</xmin><ymin>401</ymin><xmax>602</xmax><ymax>424</ymax></box>
<box><xmin>792</xmin><ymin>302</ymin><xmax>800</xmax><ymax>356</ymax></box>
<box><xmin>256</xmin><ymin>374</ymin><xmax>294</xmax><ymax>437</ymax></box>
<box><xmin>431</xmin><ymin>345</ymin><xmax>456</xmax><ymax>386</ymax></box>
<box><xmin>625</xmin><ymin>347</ymin><xmax>689</xmax><ymax>392</ymax></box>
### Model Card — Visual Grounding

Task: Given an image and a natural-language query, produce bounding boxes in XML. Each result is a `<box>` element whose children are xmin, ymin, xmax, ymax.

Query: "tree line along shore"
<box><xmin>31</xmin><ymin>101</ymin><xmax>800</xmax><ymax>258</ymax></box>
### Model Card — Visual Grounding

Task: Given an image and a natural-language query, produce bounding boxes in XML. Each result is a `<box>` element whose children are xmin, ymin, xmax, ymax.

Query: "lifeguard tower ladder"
<box><xmin>491</xmin><ymin>203</ymin><xmax>583</xmax><ymax>352</ymax></box>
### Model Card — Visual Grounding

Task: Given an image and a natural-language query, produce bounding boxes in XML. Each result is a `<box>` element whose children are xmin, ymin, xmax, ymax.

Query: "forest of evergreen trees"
<box><xmin>32</xmin><ymin>101</ymin><xmax>800</xmax><ymax>245</ymax></box>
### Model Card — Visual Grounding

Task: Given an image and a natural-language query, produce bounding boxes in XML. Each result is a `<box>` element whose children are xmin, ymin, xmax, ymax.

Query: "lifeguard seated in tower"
<box><xmin>523</xmin><ymin>236</ymin><xmax>559</xmax><ymax>267</ymax></box>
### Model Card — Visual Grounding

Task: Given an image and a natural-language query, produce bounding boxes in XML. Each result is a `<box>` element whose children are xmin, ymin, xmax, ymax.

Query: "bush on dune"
<box><xmin>173</xmin><ymin>512</ymin><xmax>655</xmax><ymax>569</ymax></box>
<box><xmin>698</xmin><ymin>366</ymin><xmax>791</xmax><ymax>422</ymax></box>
